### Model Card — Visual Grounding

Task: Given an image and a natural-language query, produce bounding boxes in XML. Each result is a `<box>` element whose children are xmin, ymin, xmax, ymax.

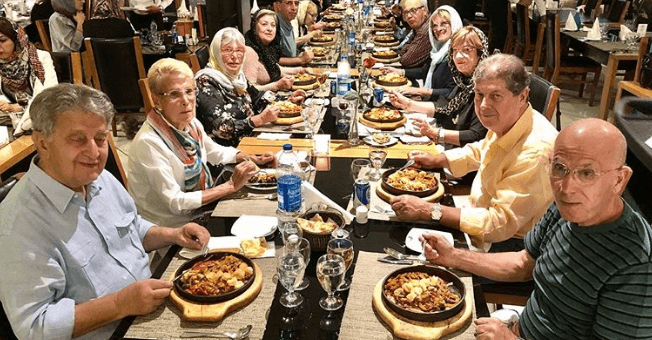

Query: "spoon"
<box><xmin>397</xmin><ymin>159</ymin><xmax>415</xmax><ymax>172</ymax></box>
<box><xmin>179</xmin><ymin>325</ymin><xmax>253</xmax><ymax>339</ymax></box>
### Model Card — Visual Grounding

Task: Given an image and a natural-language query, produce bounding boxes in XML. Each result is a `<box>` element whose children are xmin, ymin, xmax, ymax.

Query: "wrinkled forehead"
<box><xmin>402</xmin><ymin>0</ymin><xmax>422</xmax><ymax>10</ymax></box>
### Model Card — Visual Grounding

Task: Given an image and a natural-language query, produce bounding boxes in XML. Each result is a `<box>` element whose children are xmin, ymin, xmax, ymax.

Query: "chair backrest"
<box><xmin>197</xmin><ymin>4</ymin><xmax>207</xmax><ymax>39</ymax></box>
<box><xmin>584</xmin><ymin>0</ymin><xmax>603</xmax><ymax>20</ymax></box>
<box><xmin>605</xmin><ymin>0</ymin><xmax>630</xmax><ymax>24</ymax></box>
<box><xmin>138</xmin><ymin>78</ymin><xmax>155</xmax><ymax>113</ymax></box>
<box><xmin>505</xmin><ymin>0</ymin><xmax>514</xmax><ymax>53</ymax></box>
<box><xmin>84</xmin><ymin>37</ymin><xmax>146</xmax><ymax>113</ymax></box>
<box><xmin>205</xmin><ymin>0</ymin><xmax>239</xmax><ymax>40</ymax></box>
<box><xmin>194</xmin><ymin>45</ymin><xmax>210</xmax><ymax>70</ymax></box>
<box><xmin>545</xmin><ymin>11</ymin><xmax>560</xmax><ymax>75</ymax></box>
<box><xmin>49</xmin><ymin>51</ymin><xmax>83</xmax><ymax>84</ymax></box>
<box><xmin>83</xmin><ymin>18</ymin><xmax>135</xmax><ymax>39</ymax></box>
<box><xmin>635</xmin><ymin>36</ymin><xmax>650</xmax><ymax>82</ymax></box>
<box><xmin>106</xmin><ymin>134</ymin><xmax>128</xmax><ymax>188</ymax></box>
<box><xmin>35</xmin><ymin>19</ymin><xmax>51</xmax><ymax>52</ymax></box>
<box><xmin>529</xmin><ymin>73</ymin><xmax>561</xmax><ymax>121</ymax></box>
<box><xmin>515</xmin><ymin>4</ymin><xmax>530</xmax><ymax>54</ymax></box>
<box><xmin>30</xmin><ymin>0</ymin><xmax>54</xmax><ymax>21</ymax></box>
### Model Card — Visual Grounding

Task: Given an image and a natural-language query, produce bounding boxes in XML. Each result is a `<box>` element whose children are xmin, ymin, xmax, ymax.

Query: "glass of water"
<box><xmin>316</xmin><ymin>253</ymin><xmax>346</xmax><ymax>310</ymax></box>
<box><xmin>283</xmin><ymin>237</ymin><xmax>311</xmax><ymax>290</ymax></box>
<box><xmin>368</xmin><ymin>148</ymin><xmax>387</xmax><ymax>181</ymax></box>
<box><xmin>277</xmin><ymin>252</ymin><xmax>306</xmax><ymax>308</ymax></box>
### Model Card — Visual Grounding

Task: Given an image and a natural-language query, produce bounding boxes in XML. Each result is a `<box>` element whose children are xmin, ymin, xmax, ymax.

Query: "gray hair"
<box><xmin>401</xmin><ymin>0</ymin><xmax>428</xmax><ymax>9</ymax></box>
<box><xmin>148</xmin><ymin>58</ymin><xmax>194</xmax><ymax>95</ymax></box>
<box><xmin>473</xmin><ymin>54</ymin><xmax>530</xmax><ymax>95</ymax></box>
<box><xmin>30</xmin><ymin>84</ymin><xmax>115</xmax><ymax>137</ymax></box>
<box><xmin>52</xmin><ymin>0</ymin><xmax>76</xmax><ymax>17</ymax></box>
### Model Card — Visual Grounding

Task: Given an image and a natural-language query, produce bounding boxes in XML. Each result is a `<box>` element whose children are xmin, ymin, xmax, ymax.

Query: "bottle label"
<box><xmin>277</xmin><ymin>174</ymin><xmax>302</xmax><ymax>212</ymax></box>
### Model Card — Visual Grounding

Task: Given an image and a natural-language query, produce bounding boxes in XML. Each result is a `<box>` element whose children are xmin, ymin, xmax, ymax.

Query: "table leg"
<box><xmin>599</xmin><ymin>56</ymin><xmax>619</xmax><ymax>120</ymax></box>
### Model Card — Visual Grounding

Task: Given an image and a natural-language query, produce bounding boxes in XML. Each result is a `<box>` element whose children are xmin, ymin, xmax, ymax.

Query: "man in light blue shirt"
<box><xmin>0</xmin><ymin>84</ymin><xmax>209</xmax><ymax>340</ymax></box>
<box><xmin>275</xmin><ymin>0</ymin><xmax>314</xmax><ymax>66</ymax></box>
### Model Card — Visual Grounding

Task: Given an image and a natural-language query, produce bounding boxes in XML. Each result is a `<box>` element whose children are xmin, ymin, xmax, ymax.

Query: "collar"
<box><xmin>568</xmin><ymin>199</ymin><xmax>632</xmax><ymax>234</ymax></box>
<box><xmin>277</xmin><ymin>13</ymin><xmax>292</xmax><ymax>27</ymax></box>
<box><xmin>492</xmin><ymin>104</ymin><xmax>533</xmax><ymax>151</ymax></box>
<box><xmin>28</xmin><ymin>156</ymin><xmax>101</xmax><ymax>214</ymax></box>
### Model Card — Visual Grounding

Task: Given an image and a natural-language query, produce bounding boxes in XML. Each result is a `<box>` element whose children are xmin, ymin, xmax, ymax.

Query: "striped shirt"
<box><xmin>520</xmin><ymin>202</ymin><xmax>652</xmax><ymax>340</ymax></box>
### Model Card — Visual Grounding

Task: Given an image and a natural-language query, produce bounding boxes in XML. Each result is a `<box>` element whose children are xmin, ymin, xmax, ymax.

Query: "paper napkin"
<box><xmin>302</xmin><ymin>181</ymin><xmax>354</xmax><ymax>224</ymax></box>
<box><xmin>565</xmin><ymin>11</ymin><xmax>578</xmax><ymax>31</ymax></box>
<box><xmin>257</xmin><ymin>133</ymin><xmax>291</xmax><ymax>140</ymax></box>
<box><xmin>586</xmin><ymin>18</ymin><xmax>602</xmax><ymax>40</ymax></box>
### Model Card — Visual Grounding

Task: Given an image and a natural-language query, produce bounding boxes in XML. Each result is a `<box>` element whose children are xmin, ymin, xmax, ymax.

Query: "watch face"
<box><xmin>431</xmin><ymin>204</ymin><xmax>442</xmax><ymax>221</ymax></box>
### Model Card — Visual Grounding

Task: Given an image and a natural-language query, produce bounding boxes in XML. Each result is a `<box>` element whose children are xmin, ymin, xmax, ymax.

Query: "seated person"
<box><xmin>196</xmin><ymin>27</ymin><xmax>305</xmax><ymax>147</ymax></box>
<box><xmin>49</xmin><ymin>0</ymin><xmax>85</xmax><ymax>52</ymax></box>
<box><xmin>0</xmin><ymin>83</ymin><xmax>210</xmax><ymax>339</ymax></box>
<box><xmin>382</xmin><ymin>6</ymin><xmax>463</xmax><ymax>101</ymax></box>
<box><xmin>0</xmin><ymin>18</ymin><xmax>58</xmax><ymax>136</ymax></box>
<box><xmin>244</xmin><ymin>9</ymin><xmax>310</xmax><ymax>91</ymax></box>
<box><xmin>91</xmin><ymin>0</ymin><xmax>126</xmax><ymax>18</ymax></box>
<box><xmin>128</xmin><ymin>58</ymin><xmax>274</xmax><ymax>228</ymax></box>
<box><xmin>397</xmin><ymin>0</ymin><xmax>431</xmax><ymax>68</ymax></box>
<box><xmin>422</xmin><ymin>119</ymin><xmax>652</xmax><ymax>340</ymax></box>
<box><xmin>391</xmin><ymin>54</ymin><xmax>558</xmax><ymax>248</ymax></box>
<box><xmin>294</xmin><ymin>1</ymin><xmax>324</xmax><ymax>47</ymax></box>
<box><xmin>390</xmin><ymin>26</ymin><xmax>489</xmax><ymax>146</ymax></box>
<box><xmin>274</xmin><ymin>0</ymin><xmax>314</xmax><ymax>66</ymax></box>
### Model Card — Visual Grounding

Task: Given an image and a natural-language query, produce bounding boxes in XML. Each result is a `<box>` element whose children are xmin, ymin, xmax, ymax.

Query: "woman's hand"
<box><xmin>412</xmin><ymin>118</ymin><xmax>437</xmax><ymax>140</ymax></box>
<box><xmin>380</xmin><ymin>66</ymin><xmax>403</xmax><ymax>75</ymax></box>
<box><xmin>0</xmin><ymin>102</ymin><xmax>22</xmax><ymax>112</ymax></box>
<box><xmin>230</xmin><ymin>161</ymin><xmax>258</xmax><ymax>190</ymax></box>
<box><xmin>289</xmin><ymin>90</ymin><xmax>306</xmax><ymax>105</ymax></box>
<box><xmin>388</xmin><ymin>90</ymin><xmax>410</xmax><ymax>110</ymax></box>
<box><xmin>308</xmin><ymin>29</ymin><xmax>323</xmax><ymax>39</ymax></box>
<box><xmin>312</xmin><ymin>22</ymin><xmax>326</xmax><ymax>30</ymax></box>
<box><xmin>74</xmin><ymin>11</ymin><xmax>85</xmax><ymax>25</ymax></box>
<box><xmin>275</xmin><ymin>75</ymin><xmax>294</xmax><ymax>91</ymax></box>
<box><xmin>256</xmin><ymin>104</ymin><xmax>280</xmax><ymax>125</ymax></box>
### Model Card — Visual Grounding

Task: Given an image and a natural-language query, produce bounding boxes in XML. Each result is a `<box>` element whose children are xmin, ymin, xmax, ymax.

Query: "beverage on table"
<box><xmin>277</xmin><ymin>144</ymin><xmax>303</xmax><ymax>229</ymax></box>
<box><xmin>316</xmin><ymin>254</ymin><xmax>346</xmax><ymax>310</ymax></box>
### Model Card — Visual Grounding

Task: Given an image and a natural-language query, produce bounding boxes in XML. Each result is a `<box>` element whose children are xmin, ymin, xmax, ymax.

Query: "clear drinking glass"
<box><xmin>277</xmin><ymin>252</ymin><xmax>306</xmax><ymax>308</ymax></box>
<box><xmin>326</xmin><ymin>238</ymin><xmax>354</xmax><ymax>290</ymax></box>
<box><xmin>281</xmin><ymin>222</ymin><xmax>303</xmax><ymax>245</ymax></box>
<box><xmin>316</xmin><ymin>253</ymin><xmax>346</xmax><ymax>310</ymax></box>
<box><xmin>350</xmin><ymin>158</ymin><xmax>371</xmax><ymax>181</ymax></box>
<box><xmin>283</xmin><ymin>237</ymin><xmax>311</xmax><ymax>290</ymax></box>
<box><xmin>368</xmin><ymin>149</ymin><xmax>387</xmax><ymax>181</ymax></box>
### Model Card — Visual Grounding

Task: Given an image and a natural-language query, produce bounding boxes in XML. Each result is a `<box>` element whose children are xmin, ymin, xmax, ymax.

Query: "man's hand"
<box><xmin>114</xmin><ymin>279</ymin><xmax>172</xmax><ymax>317</ymax></box>
<box><xmin>276</xmin><ymin>75</ymin><xmax>294</xmax><ymax>90</ymax></box>
<box><xmin>300</xmin><ymin>50</ymin><xmax>314</xmax><ymax>64</ymax></box>
<box><xmin>390</xmin><ymin>195</ymin><xmax>432</xmax><ymax>221</ymax></box>
<box><xmin>250</xmin><ymin>152</ymin><xmax>275</xmax><ymax>166</ymax></box>
<box><xmin>230</xmin><ymin>161</ymin><xmax>258</xmax><ymax>190</ymax></box>
<box><xmin>145</xmin><ymin>4</ymin><xmax>162</xmax><ymax>13</ymax></box>
<box><xmin>419</xmin><ymin>232</ymin><xmax>458</xmax><ymax>267</ymax></box>
<box><xmin>289</xmin><ymin>90</ymin><xmax>307</xmax><ymax>104</ymax></box>
<box><xmin>413</xmin><ymin>153</ymin><xmax>440</xmax><ymax>169</ymax></box>
<box><xmin>388</xmin><ymin>90</ymin><xmax>410</xmax><ymax>110</ymax></box>
<box><xmin>0</xmin><ymin>101</ymin><xmax>22</xmax><ymax>112</ymax></box>
<box><xmin>177</xmin><ymin>222</ymin><xmax>210</xmax><ymax>249</ymax></box>
<box><xmin>474</xmin><ymin>318</ymin><xmax>519</xmax><ymax>340</ymax></box>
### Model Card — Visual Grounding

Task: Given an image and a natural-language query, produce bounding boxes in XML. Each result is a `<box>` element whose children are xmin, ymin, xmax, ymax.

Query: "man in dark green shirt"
<box><xmin>421</xmin><ymin>118</ymin><xmax>652</xmax><ymax>340</ymax></box>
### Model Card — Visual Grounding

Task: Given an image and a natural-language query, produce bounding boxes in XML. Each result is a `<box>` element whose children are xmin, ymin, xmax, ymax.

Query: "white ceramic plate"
<box><xmin>405</xmin><ymin>228</ymin><xmax>454</xmax><ymax>253</ymax></box>
<box><xmin>245</xmin><ymin>169</ymin><xmax>278</xmax><ymax>191</ymax></box>
<box><xmin>363</xmin><ymin>135</ymin><xmax>398</xmax><ymax>147</ymax></box>
<box><xmin>231</xmin><ymin>215</ymin><xmax>278</xmax><ymax>238</ymax></box>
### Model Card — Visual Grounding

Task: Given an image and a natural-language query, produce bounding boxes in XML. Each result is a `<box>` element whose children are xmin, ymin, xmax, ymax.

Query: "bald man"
<box><xmin>420</xmin><ymin>118</ymin><xmax>652</xmax><ymax>340</ymax></box>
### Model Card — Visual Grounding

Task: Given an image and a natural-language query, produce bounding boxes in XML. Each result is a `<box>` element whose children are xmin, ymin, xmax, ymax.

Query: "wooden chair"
<box><xmin>514</xmin><ymin>4</ymin><xmax>533</xmax><ymax>62</ymax></box>
<box><xmin>615</xmin><ymin>37</ymin><xmax>652</xmax><ymax>111</ymax></box>
<box><xmin>84</xmin><ymin>36</ymin><xmax>147</xmax><ymax>136</ymax></box>
<box><xmin>176</xmin><ymin>45</ymin><xmax>209</xmax><ymax>73</ymax></box>
<box><xmin>544</xmin><ymin>12</ymin><xmax>602</xmax><ymax>106</ymax></box>
<box><xmin>138</xmin><ymin>78</ymin><xmax>155</xmax><ymax>113</ymax></box>
<box><xmin>197</xmin><ymin>4</ymin><xmax>207</xmax><ymax>40</ymax></box>
<box><xmin>49</xmin><ymin>51</ymin><xmax>84</xmax><ymax>84</ymax></box>
<box><xmin>106</xmin><ymin>134</ymin><xmax>128</xmax><ymax>188</ymax></box>
<box><xmin>530</xmin><ymin>73</ymin><xmax>562</xmax><ymax>127</ymax></box>
<box><xmin>604</xmin><ymin>0</ymin><xmax>630</xmax><ymax>27</ymax></box>
<box><xmin>504</xmin><ymin>1</ymin><xmax>515</xmax><ymax>54</ymax></box>
<box><xmin>35</xmin><ymin>19</ymin><xmax>51</xmax><ymax>52</ymax></box>
<box><xmin>581</xmin><ymin>0</ymin><xmax>603</xmax><ymax>22</ymax></box>
<box><xmin>531</xmin><ymin>20</ymin><xmax>546</xmax><ymax>75</ymax></box>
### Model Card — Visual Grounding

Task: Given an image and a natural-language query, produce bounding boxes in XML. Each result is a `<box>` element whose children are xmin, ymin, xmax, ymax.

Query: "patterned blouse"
<box><xmin>195</xmin><ymin>74</ymin><xmax>268</xmax><ymax>147</ymax></box>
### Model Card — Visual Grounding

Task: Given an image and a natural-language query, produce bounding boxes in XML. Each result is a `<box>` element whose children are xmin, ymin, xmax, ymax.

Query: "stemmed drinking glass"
<box><xmin>277</xmin><ymin>252</ymin><xmax>306</xmax><ymax>308</ymax></box>
<box><xmin>283</xmin><ymin>237</ymin><xmax>311</xmax><ymax>290</ymax></box>
<box><xmin>350</xmin><ymin>158</ymin><xmax>371</xmax><ymax>181</ymax></box>
<box><xmin>316</xmin><ymin>254</ymin><xmax>346</xmax><ymax>310</ymax></box>
<box><xmin>368</xmin><ymin>148</ymin><xmax>387</xmax><ymax>181</ymax></box>
<box><xmin>326</xmin><ymin>237</ymin><xmax>354</xmax><ymax>291</ymax></box>
<box><xmin>281</xmin><ymin>222</ymin><xmax>303</xmax><ymax>244</ymax></box>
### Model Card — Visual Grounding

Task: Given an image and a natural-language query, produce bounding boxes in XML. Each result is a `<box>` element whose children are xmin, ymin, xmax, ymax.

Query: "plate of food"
<box><xmin>372</xmin><ymin>49</ymin><xmax>399</xmax><ymax>61</ymax></box>
<box><xmin>272</xmin><ymin>100</ymin><xmax>303</xmax><ymax>118</ymax></box>
<box><xmin>380</xmin><ymin>167</ymin><xmax>439</xmax><ymax>197</ymax></box>
<box><xmin>376</xmin><ymin>73</ymin><xmax>409</xmax><ymax>87</ymax></box>
<box><xmin>374</xmin><ymin>20</ymin><xmax>392</xmax><ymax>29</ymax></box>
<box><xmin>363</xmin><ymin>133</ymin><xmax>398</xmax><ymax>147</ymax></box>
<box><xmin>173</xmin><ymin>252</ymin><xmax>256</xmax><ymax>303</ymax></box>
<box><xmin>297</xmin><ymin>209</ymin><xmax>345</xmax><ymax>250</ymax></box>
<box><xmin>374</xmin><ymin>35</ymin><xmax>399</xmax><ymax>46</ymax></box>
<box><xmin>310</xmin><ymin>34</ymin><xmax>335</xmax><ymax>45</ymax></box>
<box><xmin>323</xmin><ymin>21</ymin><xmax>342</xmax><ymax>31</ymax></box>
<box><xmin>323</xmin><ymin>13</ymin><xmax>343</xmax><ymax>21</ymax></box>
<box><xmin>363</xmin><ymin>106</ymin><xmax>404</xmax><ymax>123</ymax></box>
<box><xmin>293</xmin><ymin>73</ymin><xmax>318</xmax><ymax>86</ymax></box>
<box><xmin>381</xmin><ymin>265</ymin><xmax>465</xmax><ymax>322</ymax></box>
<box><xmin>246</xmin><ymin>169</ymin><xmax>277</xmax><ymax>190</ymax></box>
<box><xmin>311</xmin><ymin>47</ymin><xmax>329</xmax><ymax>56</ymax></box>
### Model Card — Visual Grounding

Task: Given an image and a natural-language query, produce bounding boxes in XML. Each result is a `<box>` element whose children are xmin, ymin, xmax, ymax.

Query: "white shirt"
<box><xmin>126</xmin><ymin>118</ymin><xmax>240</xmax><ymax>228</ymax></box>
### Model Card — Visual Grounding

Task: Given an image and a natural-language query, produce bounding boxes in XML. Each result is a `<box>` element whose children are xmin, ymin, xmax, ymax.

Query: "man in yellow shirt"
<box><xmin>391</xmin><ymin>54</ymin><xmax>558</xmax><ymax>248</ymax></box>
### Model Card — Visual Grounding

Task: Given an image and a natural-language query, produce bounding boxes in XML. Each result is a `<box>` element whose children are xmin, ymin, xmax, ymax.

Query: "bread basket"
<box><xmin>298</xmin><ymin>208</ymin><xmax>345</xmax><ymax>250</ymax></box>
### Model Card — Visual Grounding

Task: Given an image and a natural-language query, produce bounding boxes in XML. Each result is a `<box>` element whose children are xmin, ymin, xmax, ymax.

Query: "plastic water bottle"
<box><xmin>150</xmin><ymin>19</ymin><xmax>157</xmax><ymax>36</ymax></box>
<box><xmin>337</xmin><ymin>55</ymin><xmax>352</xmax><ymax>95</ymax></box>
<box><xmin>277</xmin><ymin>144</ymin><xmax>302</xmax><ymax>228</ymax></box>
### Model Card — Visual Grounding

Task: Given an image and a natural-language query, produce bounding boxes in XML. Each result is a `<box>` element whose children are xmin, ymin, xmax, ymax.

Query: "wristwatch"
<box><xmin>430</xmin><ymin>203</ymin><xmax>442</xmax><ymax>221</ymax></box>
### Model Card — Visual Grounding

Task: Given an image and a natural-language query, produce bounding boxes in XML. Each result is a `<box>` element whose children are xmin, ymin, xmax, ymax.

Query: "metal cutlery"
<box><xmin>397</xmin><ymin>159</ymin><xmax>415</xmax><ymax>172</ymax></box>
<box><xmin>179</xmin><ymin>324</ymin><xmax>252</xmax><ymax>339</ymax></box>
<box><xmin>373</xmin><ymin>204</ymin><xmax>394</xmax><ymax>215</ymax></box>
<box><xmin>240</xmin><ymin>193</ymin><xmax>278</xmax><ymax>200</ymax></box>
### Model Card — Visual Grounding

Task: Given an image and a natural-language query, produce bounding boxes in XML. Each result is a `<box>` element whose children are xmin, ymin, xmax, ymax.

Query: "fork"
<box><xmin>373</xmin><ymin>204</ymin><xmax>395</xmax><ymax>215</ymax></box>
<box><xmin>241</xmin><ymin>193</ymin><xmax>278</xmax><ymax>200</ymax></box>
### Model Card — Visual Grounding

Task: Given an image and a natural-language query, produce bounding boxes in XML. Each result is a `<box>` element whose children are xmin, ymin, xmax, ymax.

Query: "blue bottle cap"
<box><xmin>283</xmin><ymin>144</ymin><xmax>292</xmax><ymax>150</ymax></box>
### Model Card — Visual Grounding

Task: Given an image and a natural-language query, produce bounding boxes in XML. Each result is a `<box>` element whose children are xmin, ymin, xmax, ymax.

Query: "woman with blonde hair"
<box><xmin>294</xmin><ymin>1</ymin><xmax>324</xmax><ymax>46</ymax></box>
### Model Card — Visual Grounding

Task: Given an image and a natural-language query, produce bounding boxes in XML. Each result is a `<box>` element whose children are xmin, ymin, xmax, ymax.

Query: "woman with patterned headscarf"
<box><xmin>49</xmin><ymin>0</ymin><xmax>85</xmax><ymax>52</ymax></box>
<box><xmin>0</xmin><ymin>18</ymin><xmax>58</xmax><ymax>136</ymax></box>
<box><xmin>389</xmin><ymin>26</ymin><xmax>489</xmax><ymax>146</ymax></box>
<box><xmin>195</xmin><ymin>27</ymin><xmax>306</xmax><ymax>147</ymax></box>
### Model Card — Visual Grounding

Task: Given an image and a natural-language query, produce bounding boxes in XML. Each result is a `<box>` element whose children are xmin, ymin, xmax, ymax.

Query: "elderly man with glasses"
<box><xmin>420</xmin><ymin>118</ymin><xmax>652</xmax><ymax>340</ymax></box>
<box><xmin>274</xmin><ymin>0</ymin><xmax>314</xmax><ymax>66</ymax></box>
<box><xmin>391</xmin><ymin>54</ymin><xmax>558</xmax><ymax>251</ymax></box>
<box><xmin>398</xmin><ymin>0</ymin><xmax>432</xmax><ymax>68</ymax></box>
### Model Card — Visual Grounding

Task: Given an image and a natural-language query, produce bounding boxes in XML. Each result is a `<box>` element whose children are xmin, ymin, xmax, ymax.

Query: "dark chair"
<box><xmin>35</xmin><ymin>19</ymin><xmax>51</xmax><ymax>52</ymax></box>
<box><xmin>514</xmin><ymin>4</ymin><xmax>533</xmax><ymax>62</ymax></box>
<box><xmin>504</xmin><ymin>1</ymin><xmax>515</xmax><ymax>54</ymax></box>
<box><xmin>581</xmin><ymin>0</ymin><xmax>604</xmax><ymax>22</ymax></box>
<box><xmin>25</xmin><ymin>0</ymin><xmax>54</xmax><ymax>44</ymax></box>
<box><xmin>83</xmin><ymin>18</ymin><xmax>135</xmax><ymax>38</ymax></box>
<box><xmin>106</xmin><ymin>134</ymin><xmax>128</xmax><ymax>188</ymax></box>
<box><xmin>529</xmin><ymin>74</ymin><xmax>562</xmax><ymax>127</ymax></box>
<box><xmin>196</xmin><ymin>4</ymin><xmax>207</xmax><ymax>40</ymax></box>
<box><xmin>84</xmin><ymin>36</ymin><xmax>147</xmax><ymax>136</ymax></box>
<box><xmin>543</xmin><ymin>12</ymin><xmax>602</xmax><ymax>106</ymax></box>
<box><xmin>49</xmin><ymin>51</ymin><xmax>83</xmax><ymax>84</ymax></box>
<box><xmin>0</xmin><ymin>174</ymin><xmax>22</xmax><ymax>340</ymax></box>
<box><xmin>191</xmin><ymin>45</ymin><xmax>209</xmax><ymax>71</ymax></box>
<box><xmin>604</xmin><ymin>0</ymin><xmax>630</xmax><ymax>25</ymax></box>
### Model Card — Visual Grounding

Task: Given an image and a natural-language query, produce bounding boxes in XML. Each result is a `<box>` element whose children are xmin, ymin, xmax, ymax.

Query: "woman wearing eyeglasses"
<box><xmin>389</xmin><ymin>26</ymin><xmax>489</xmax><ymax>147</ymax></box>
<box><xmin>197</xmin><ymin>27</ymin><xmax>305</xmax><ymax>147</ymax></box>
<box><xmin>127</xmin><ymin>58</ymin><xmax>274</xmax><ymax>228</ymax></box>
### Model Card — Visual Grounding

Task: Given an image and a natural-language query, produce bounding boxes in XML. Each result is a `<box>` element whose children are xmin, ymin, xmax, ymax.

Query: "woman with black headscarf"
<box><xmin>49</xmin><ymin>0</ymin><xmax>85</xmax><ymax>52</ymax></box>
<box><xmin>243</xmin><ymin>9</ymin><xmax>311</xmax><ymax>91</ymax></box>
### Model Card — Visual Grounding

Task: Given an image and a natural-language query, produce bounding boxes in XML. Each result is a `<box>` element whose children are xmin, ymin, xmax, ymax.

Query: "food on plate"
<box><xmin>179</xmin><ymin>255</ymin><xmax>254</xmax><ymax>295</ymax></box>
<box><xmin>312</xmin><ymin>47</ymin><xmax>329</xmax><ymax>56</ymax></box>
<box><xmin>323</xmin><ymin>13</ymin><xmax>343</xmax><ymax>21</ymax></box>
<box><xmin>374</xmin><ymin>20</ymin><xmax>391</xmax><ymax>28</ymax></box>
<box><xmin>384</xmin><ymin>271</ymin><xmax>460</xmax><ymax>313</ymax></box>
<box><xmin>240</xmin><ymin>238</ymin><xmax>267</xmax><ymax>258</ymax></box>
<box><xmin>372</xmin><ymin>49</ymin><xmax>398</xmax><ymax>60</ymax></box>
<box><xmin>385</xmin><ymin>168</ymin><xmax>437</xmax><ymax>192</ymax></box>
<box><xmin>293</xmin><ymin>73</ymin><xmax>318</xmax><ymax>86</ymax></box>
<box><xmin>374</xmin><ymin>35</ymin><xmax>397</xmax><ymax>43</ymax></box>
<box><xmin>248</xmin><ymin>171</ymin><xmax>277</xmax><ymax>185</ymax></box>
<box><xmin>377</xmin><ymin>73</ymin><xmax>408</xmax><ymax>86</ymax></box>
<box><xmin>372</xmin><ymin>133</ymin><xmax>391</xmax><ymax>144</ymax></box>
<box><xmin>324</xmin><ymin>22</ymin><xmax>341</xmax><ymax>30</ymax></box>
<box><xmin>364</xmin><ymin>106</ymin><xmax>402</xmax><ymax>121</ymax></box>
<box><xmin>297</xmin><ymin>213</ymin><xmax>338</xmax><ymax>233</ymax></box>
<box><xmin>311</xmin><ymin>35</ymin><xmax>334</xmax><ymax>43</ymax></box>
<box><xmin>273</xmin><ymin>100</ymin><xmax>302</xmax><ymax>115</ymax></box>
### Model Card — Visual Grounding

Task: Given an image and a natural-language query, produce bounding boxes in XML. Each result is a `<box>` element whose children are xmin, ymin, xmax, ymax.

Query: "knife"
<box><xmin>377</xmin><ymin>256</ymin><xmax>417</xmax><ymax>265</ymax></box>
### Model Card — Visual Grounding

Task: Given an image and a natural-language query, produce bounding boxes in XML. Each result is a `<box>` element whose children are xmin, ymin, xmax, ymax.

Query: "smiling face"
<box><xmin>220</xmin><ymin>41</ymin><xmax>246</xmax><ymax>76</ymax></box>
<box><xmin>34</xmin><ymin>111</ymin><xmax>109</xmax><ymax>192</ymax></box>
<box><xmin>451</xmin><ymin>42</ymin><xmax>479</xmax><ymax>77</ymax></box>
<box><xmin>154</xmin><ymin>72</ymin><xmax>196</xmax><ymax>130</ymax></box>
<box><xmin>431</xmin><ymin>14</ymin><xmax>452</xmax><ymax>42</ymax></box>
<box><xmin>256</xmin><ymin>14</ymin><xmax>277</xmax><ymax>45</ymax></box>
<box><xmin>0</xmin><ymin>33</ymin><xmax>15</xmax><ymax>61</ymax></box>
<box><xmin>473</xmin><ymin>78</ymin><xmax>528</xmax><ymax>136</ymax></box>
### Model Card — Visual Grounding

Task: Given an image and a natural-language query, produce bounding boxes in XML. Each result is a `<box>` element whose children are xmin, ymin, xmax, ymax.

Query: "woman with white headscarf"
<box><xmin>195</xmin><ymin>27</ymin><xmax>305</xmax><ymax>147</ymax></box>
<box><xmin>49</xmin><ymin>0</ymin><xmax>85</xmax><ymax>52</ymax></box>
<box><xmin>381</xmin><ymin>6</ymin><xmax>463</xmax><ymax>101</ymax></box>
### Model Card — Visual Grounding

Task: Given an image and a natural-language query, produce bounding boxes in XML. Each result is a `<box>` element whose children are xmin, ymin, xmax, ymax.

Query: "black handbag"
<box><xmin>640</xmin><ymin>52</ymin><xmax>652</xmax><ymax>89</ymax></box>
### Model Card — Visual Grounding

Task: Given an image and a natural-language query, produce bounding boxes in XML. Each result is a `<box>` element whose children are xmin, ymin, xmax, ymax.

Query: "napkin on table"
<box><xmin>178</xmin><ymin>236</ymin><xmax>276</xmax><ymax>259</ymax></box>
<box><xmin>564</xmin><ymin>11</ymin><xmax>578</xmax><ymax>31</ymax></box>
<box><xmin>302</xmin><ymin>181</ymin><xmax>354</xmax><ymax>224</ymax></box>
<box><xmin>619</xmin><ymin>24</ymin><xmax>633</xmax><ymax>41</ymax></box>
<box><xmin>257</xmin><ymin>133</ymin><xmax>291</xmax><ymax>140</ymax></box>
<box><xmin>586</xmin><ymin>18</ymin><xmax>602</xmax><ymax>40</ymax></box>
<box><xmin>399</xmin><ymin>135</ymin><xmax>431</xmax><ymax>144</ymax></box>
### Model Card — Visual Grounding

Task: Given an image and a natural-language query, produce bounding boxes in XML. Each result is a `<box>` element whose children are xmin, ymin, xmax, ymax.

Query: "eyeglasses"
<box><xmin>432</xmin><ymin>21</ymin><xmax>450</xmax><ymax>30</ymax></box>
<box><xmin>548</xmin><ymin>160</ymin><xmax>622</xmax><ymax>184</ymax></box>
<box><xmin>403</xmin><ymin>6</ymin><xmax>424</xmax><ymax>17</ymax></box>
<box><xmin>160</xmin><ymin>87</ymin><xmax>197</xmax><ymax>101</ymax></box>
<box><xmin>283</xmin><ymin>0</ymin><xmax>299</xmax><ymax>6</ymax></box>
<box><xmin>452</xmin><ymin>46</ymin><xmax>475</xmax><ymax>58</ymax></box>
<box><xmin>221</xmin><ymin>48</ymin><xmax>245</xmax><ymax>57</ymax></box>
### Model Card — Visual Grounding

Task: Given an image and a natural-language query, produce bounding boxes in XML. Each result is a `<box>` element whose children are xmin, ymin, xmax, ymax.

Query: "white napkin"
<box><xmin>564</xmin><ymin>11</ymin><xmax>578</xmax><ymax>31</ymax></box>
<box><xmin>302</xmin><ymin>181</ymin><xmax>354</xmax><ymax>224</ymax></box>
<box><xmin>372</xmin><ymin>62</ymin><xmax>385</xmax><ymax>69</ymax></box>
<box><xmin>619</xmin><ymin>24</ymin><xmax>633</xmax><ymax>41</ymax></box>
<box><xmin>399</xmin><ymin>135</ymin><xmax>431</xmax><ymax>144</ymax></box>
<box><xmin>586</xmin><ymin>18</ymin><xmax>602</xmax><ymax>40</ymax></box>
<box><xmin>178</xmin><ymin>236</ymin><xmax>276</xmax><ymax>259</ymax></box>
<box><xmin>257</xmin><ymin>133</ymin><xmax>291</xmax><ymax>140</ymax></box>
